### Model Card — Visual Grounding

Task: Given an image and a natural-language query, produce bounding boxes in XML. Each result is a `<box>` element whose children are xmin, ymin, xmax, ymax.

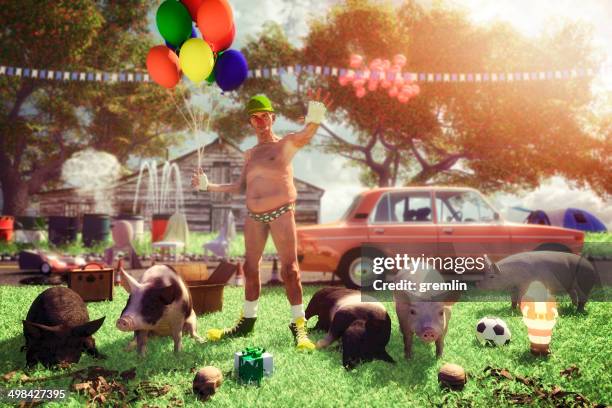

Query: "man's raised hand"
<box><xmin>305</xmin><ymin>88</ymin><xmax>333</xmax><ymax>125</ymax></box>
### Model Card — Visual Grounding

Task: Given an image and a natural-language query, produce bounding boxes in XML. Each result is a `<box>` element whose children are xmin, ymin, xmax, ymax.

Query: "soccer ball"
<box><xmin>476</xmin><ymin>317</ymin><xmax>511</xmax><ymax>346</ymax></box>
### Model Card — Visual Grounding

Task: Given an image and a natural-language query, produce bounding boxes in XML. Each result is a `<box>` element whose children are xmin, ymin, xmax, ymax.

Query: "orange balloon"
<box><xmin>197</xmin><ymin>0</ymin><xmax>234</xmax><ymax>52</ymax></box>
<box><xmin>146</xmin><ymin>46</ymin><xmax>181</xmax><ymax>89</ymax></box>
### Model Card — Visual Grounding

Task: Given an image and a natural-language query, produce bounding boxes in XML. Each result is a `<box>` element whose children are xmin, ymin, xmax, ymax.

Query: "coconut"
<box><xmin>438</xmin><ymin>363</ymin><xmax>467</xmax><ymax>390</ymax></box>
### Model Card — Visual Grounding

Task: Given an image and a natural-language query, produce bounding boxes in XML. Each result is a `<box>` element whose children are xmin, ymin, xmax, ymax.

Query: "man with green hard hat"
<box><xmin>192</xmin><ymin>91</ymin><xmax>331</xmax><ymax>350</ymax></box>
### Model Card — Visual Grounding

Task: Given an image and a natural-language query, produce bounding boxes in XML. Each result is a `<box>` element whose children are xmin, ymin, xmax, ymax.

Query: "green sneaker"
<box><xmin>289</xmin><ymin>317</ymin><xmax>316</xmax><ymax>351</ymax></box>
<box><xmin>207</xmin><ymin>314</ymin><xmax>256</xmax><ymax>341</ymax></box>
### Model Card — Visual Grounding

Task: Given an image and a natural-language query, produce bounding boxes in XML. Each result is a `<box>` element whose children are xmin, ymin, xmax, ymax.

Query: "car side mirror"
<box><xmin>494</xmin><ymin>213</ymin><xmax>501</xmax><ymax>221</ymax></box>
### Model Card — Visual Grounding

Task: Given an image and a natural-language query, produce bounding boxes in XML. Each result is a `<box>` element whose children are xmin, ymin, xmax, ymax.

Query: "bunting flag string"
<box><xmin>0</xmin><ymin>63</ymin><xmax>610</xmax><ymax>84</ymax></box>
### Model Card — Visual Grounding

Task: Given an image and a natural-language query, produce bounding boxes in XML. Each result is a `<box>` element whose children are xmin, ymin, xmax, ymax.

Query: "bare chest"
<box><xmin>248</xmin><ymin>142</ymin><xmax>291</xmax><ymax>169</ymax></box>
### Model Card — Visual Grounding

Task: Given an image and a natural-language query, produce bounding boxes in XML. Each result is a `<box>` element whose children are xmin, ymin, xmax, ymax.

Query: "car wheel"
<box><xmin>534</xmin><ymin>243</ymin><xmax>571</xmax><ymax>253</ymax></box>
<box><xmin>337</xmin><ymin>249</ymin><xmax>382</xmax><ymax>289</ymax></box>
<box><xmin>40</xmin><ymin>262</ymin><xmax>52</xmax><ymax>275</ymax></box>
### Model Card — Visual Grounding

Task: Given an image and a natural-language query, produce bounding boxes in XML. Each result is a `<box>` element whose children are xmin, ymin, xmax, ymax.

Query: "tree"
<box><xmin>0</xmin><ymin>1</ymin><xmax>189</xmax><ymax>215</ymax></box>
<box><xmin>215</xmin><ymin>0</ymin><xmax>609</xmax><ymax>195</ymax></box>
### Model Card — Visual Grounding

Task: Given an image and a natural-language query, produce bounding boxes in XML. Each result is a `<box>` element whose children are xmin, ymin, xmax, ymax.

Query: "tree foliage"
<box><xmin>0</xmin><ymin>1</ymin><xmax>190</xmax><ymax>214</ymax></box>
<box><xmin>215</xmin><ymin>0</ymin><xmax>610</xmax><ymax>197</ymax></box>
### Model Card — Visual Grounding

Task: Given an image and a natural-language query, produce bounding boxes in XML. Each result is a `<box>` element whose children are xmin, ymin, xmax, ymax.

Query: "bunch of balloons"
<box><xmin>339</xmin><ymin>54</ymin><xmax>420</xmax><ymax>103</ymax></box>
<box><xmin>146</xmin><ymin>0</ymin><xmax>248</xmax><ymax>92</ymax></box>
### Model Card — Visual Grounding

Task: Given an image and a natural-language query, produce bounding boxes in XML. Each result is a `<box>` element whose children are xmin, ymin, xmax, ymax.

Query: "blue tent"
<box><xmin>526</xmin><ymin>208</ymin><xmax>607</xmax><ymax>232</ymax></box>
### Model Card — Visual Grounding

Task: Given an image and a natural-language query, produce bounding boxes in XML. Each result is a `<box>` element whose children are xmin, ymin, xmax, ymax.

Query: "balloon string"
<box><xmin>168</xmin><ymin>89</ymin><xmax>195</xmax><ymax>134</ymax></box>
<box><xmin>182</xmin><ymin>90</ymin><xmax>199</xmax><ymax>133</ymax></box>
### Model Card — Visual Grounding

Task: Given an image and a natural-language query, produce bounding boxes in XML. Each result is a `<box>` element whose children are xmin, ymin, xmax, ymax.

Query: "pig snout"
<box><xmin>116</xmin><ymin>316</ymin><xmax>135</xmax><ymax>332</ymax></box>
<box><xmin>420</xmin><ymin>327</ymin><xmax>439</xmax><ymax>343</ymax></box>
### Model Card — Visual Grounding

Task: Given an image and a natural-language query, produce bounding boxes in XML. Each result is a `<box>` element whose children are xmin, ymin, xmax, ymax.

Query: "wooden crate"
<box><xmin>69</xmin><ymin>263</ymin><xmax>114</xmax><ymax>302</ymax></box>
<box><xmin>168</xmin><ymin>262</ymin><xmax>209</xmax><ymax>282</ymax></box>
<box><xmin>188</xmin><ymin>283</ymin><xmax>224</xmax><ymax>315</ymax></box>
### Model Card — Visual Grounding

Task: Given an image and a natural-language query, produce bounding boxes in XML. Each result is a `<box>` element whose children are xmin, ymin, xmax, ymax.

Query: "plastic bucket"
<box><xmin>82</xmin><ymin>213</ymin><xmax>111</xmax><ymax>247</ymax></box>
<box><xmin>48</xmin><ymin>216</ymin><xmax>78</xmax><ymax>246</ymax></box>
<box><xmin>114</xmin><ymin>214</ymin><xmax>145</xmax><ymax>242</ymax></box>
<box><xmin>151</xmin><ymin>213</ymin><xmax>171</xmax><ymax>242</ymax></box>
<box><xmin>0</xmin><ymin>216</ymin><xmax>14</xmax><ymax>242</ymax></box>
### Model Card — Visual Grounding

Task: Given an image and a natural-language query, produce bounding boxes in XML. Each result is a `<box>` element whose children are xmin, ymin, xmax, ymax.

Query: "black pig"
<box><xmin>22</xmin><ymin>287</ymin><xmax>105</xmax><ymax>367</ymax></box>
<box><xmin>306</xmin><ymin>287</ymin><xmax>394</xmax><ymax>369</ymax></box>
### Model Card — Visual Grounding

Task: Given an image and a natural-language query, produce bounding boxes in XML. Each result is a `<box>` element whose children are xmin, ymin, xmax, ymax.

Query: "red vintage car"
<box><xmin>296</xmin><ymin>187</ymin><xmax>584</xmax><ymax>288</ymax></box>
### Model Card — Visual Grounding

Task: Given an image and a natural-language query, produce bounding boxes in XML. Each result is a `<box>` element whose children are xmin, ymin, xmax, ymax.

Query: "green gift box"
<box><xmin>234</xmin><ymin>347</ymin><xmax>273</xmax><ymax>385</ymax></box>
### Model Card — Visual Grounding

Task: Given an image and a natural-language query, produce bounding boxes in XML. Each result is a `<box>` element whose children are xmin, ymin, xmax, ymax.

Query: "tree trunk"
<box><xmin>1</xmin><ymin>178</ymin><xmax>29</xmax><ymax>216</ymax></box>
<box><xmin>377</xmin><ymin>169</ymin><xmax>392</xmax><ymax>187</ymax></box>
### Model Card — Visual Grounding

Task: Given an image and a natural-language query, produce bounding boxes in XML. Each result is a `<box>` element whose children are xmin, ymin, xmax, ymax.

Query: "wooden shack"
<box><xmin>34</xmin><ymin>138</ymin><xmax>324</xmax><ymax>232</ymax></box>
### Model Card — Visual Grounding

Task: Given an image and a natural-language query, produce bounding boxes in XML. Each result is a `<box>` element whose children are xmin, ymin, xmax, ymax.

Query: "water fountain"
<box><xmin>133</xmin><ymin>160</ymin><xmax>186</xmax><ymax>214</ymax></box>
<box><xmin>132</xmin><ymin>160</ymin><xmax>187</xmax><ymax>243</ymax></box>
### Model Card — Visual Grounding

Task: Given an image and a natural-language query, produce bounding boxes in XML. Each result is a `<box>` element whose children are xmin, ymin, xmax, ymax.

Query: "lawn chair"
<box><xmin>203</xmin><ymin>210</ymin><xmax>236</xmax><ymax>260</ymax></box>
<box><xmin>152</xmin><ymin>212</ymin><xmax>189</xmax><ymax>262</ymax></box>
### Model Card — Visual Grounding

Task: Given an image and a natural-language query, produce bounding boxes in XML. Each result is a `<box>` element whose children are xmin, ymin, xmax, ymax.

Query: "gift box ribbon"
<box><xmin>242</xmin><ymin>347</ymin><xmax>265</xmax><ymax>360</ymax></box>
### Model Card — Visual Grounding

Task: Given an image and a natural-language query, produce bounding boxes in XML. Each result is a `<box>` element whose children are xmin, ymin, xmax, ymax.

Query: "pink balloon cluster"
<box><xmin>340</xmin><ymin>54</ymin><xmax>420</xmax><ymax>103</ymax></box>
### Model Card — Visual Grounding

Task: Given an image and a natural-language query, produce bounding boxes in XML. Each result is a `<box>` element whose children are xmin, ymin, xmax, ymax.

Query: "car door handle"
<box><xmin>373</xmin><ymin>228</ymin><xmax>385</xmax><ymax>234</ymax></box>
<box><xmin>442</xmin><ymin>227</ymin><xmax>453</xmax><ymax>234</ymax></box>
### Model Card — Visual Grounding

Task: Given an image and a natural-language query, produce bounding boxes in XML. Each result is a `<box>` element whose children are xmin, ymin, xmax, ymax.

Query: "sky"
<box><xmin>169</xmin><ymin>1</ymin><xmax>612</xmax><ymax>226</ymax></box>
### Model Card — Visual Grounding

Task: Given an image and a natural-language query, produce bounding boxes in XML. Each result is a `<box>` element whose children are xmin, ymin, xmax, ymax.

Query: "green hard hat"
<box><xmin>247</xmin><ymin>94</ymin><xmax>274</xmax><ymax>115</ymax></box>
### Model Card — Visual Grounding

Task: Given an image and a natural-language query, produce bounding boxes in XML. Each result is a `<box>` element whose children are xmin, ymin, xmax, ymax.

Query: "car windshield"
<box><xmin>340</xmin><ymin>193</ymin><xmax>363</xmax><ymax>220</ymax></box>
<box><xmin>435</xmin><ymin>190</ymin><xmax>498</xmax><ymax>223</ymax></box>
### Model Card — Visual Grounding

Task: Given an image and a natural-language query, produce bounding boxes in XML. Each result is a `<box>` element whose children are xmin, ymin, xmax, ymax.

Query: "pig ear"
<box><xmin>158</xmin><ymin>284</ymin><xmax>177</xmax><ymax>305</ymax></box>
<box><xmin>483</xmin><ymin>254</ymin><xmax>500</xmax><ymax>274</ymax></box>
<box><xmin>121</xmin><ymin>268</ymin><xmax>142</xmax><ymax>293</ymax></box>
<box><xmin>71</xmin><ymin>317</ymin><xmax>105</xmax><ymax>338</ymax></box>
<box><xmin>23</xmin><ymin>320</ymin><xmax>62</xmax><ymax>338</ymax></box>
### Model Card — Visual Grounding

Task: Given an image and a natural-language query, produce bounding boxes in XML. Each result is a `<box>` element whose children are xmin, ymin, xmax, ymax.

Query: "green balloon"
<box><xmin>156</xmin><ymin>1</ymin><xmax>192</xmax><ymax>48</ymax></box>
<box><xmin>206</xmin><ymin>70</ymin><xmax>216</xmax><ymax>85</ymax></box>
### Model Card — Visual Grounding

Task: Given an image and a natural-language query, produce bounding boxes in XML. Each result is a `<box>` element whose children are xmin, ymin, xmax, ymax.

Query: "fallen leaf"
<box><xmin>2</xmin><ymin>370</ymin><xmax>17</xmax><ymax>381</ymax></box>
<box><xmin>560</xmin><ymin>364</ymin><xmax>580</xmax><ymax>379</ymax></box>
<box><xmin>73</xmin><ymin>382</ymin><xmax>91</xmax><ymax>392</ymax></box>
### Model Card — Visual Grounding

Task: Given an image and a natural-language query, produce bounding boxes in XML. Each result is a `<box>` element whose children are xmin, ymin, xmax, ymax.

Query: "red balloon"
<box><xmin>181</xmin><ymin>0</ymin><xmax>205</xmax><ymax>21</ymax></box>
<box><xmin>146</xmin><ymin>46</ymin><xmax>181</xmax><ymax>89</ymax></box>
<box><xmin>215</xmin><ymin>23</ymin><xmax>235</xmax><ymax>52</ymax></box>
<box><xmin>197</xmin><ymin>0</ymin><xmax>234</xmax><ymax>52</ymax></box>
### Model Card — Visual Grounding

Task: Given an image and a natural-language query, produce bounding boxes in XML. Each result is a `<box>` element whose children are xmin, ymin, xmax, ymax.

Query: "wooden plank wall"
<box><xmin>35</xmin><ymin>140</ymin><xmax>324</xmax><ymax>232</ymax></box>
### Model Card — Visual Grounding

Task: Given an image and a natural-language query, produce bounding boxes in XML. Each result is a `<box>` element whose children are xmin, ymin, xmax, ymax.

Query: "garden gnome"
<box><xmin>104</xmin><ymin>220</ymin><xmax>142</xmax><ymax>270</ymax></box>
<box><xmin>192</xmin><ymin>91</ymin><xmax>332</xmax><ymax>350</ymax></box>
<box><xmin>520</xmin><ymin>280</ymin><xmax>558</xmax><ymax>356</ymax></box>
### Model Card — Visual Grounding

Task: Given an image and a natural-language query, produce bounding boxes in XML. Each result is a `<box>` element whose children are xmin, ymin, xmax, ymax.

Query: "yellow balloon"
<box><xmin>179</xmin><ymin>38</ymin><xmax>214</xmax><ymax>83</ymax></box>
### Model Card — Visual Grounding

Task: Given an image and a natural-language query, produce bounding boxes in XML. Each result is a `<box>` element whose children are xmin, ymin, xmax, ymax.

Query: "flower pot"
<box><xmin>82</xmin><ymin>213</ymin><xmax>111</xmax><ymax>247</ymax></box>
<box><xmin>15</xmin><ymin>216</ymin><xmax>46</xmax><ymax>231</ymax></box>
<box><xmin>151</xmin><ymin>213</ymin><xmax>172</xmax><ymax>242</ymax></box>
<box><xmin>0</xmin><ymin>216</ymin><xmax>14</xmax><ymax>242</ymax></box>
<box><xmin>48</xmin><ymin>216</ymin><xmax>78</xmax><ymax>246</ymax></box>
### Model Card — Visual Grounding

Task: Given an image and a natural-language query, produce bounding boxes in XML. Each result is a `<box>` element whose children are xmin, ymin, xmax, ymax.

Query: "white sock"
<box><xmin>291</xmin><ymin>304</ymin><xmax>305</xmax><ymax>323</ymax></box>
<box><xmin>243</xmin><ymin>300</ymin><xmax>259</xmax><ymax>318</ymax></box>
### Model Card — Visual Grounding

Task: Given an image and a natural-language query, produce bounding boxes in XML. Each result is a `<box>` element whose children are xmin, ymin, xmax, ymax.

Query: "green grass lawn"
<box><xmin>1</xmin><ymin>232</ymin><xmax>609</xmax><ymax>259</ymax></box>
<box><xmin>0</xmin><ymin>285</ymin><xmax>610</xmax><ymax>407</ymax></box>
<box><xmin>0</xmin><ymin>231</ymin><xmax>278</xmax><ymax>258</ymax></box>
